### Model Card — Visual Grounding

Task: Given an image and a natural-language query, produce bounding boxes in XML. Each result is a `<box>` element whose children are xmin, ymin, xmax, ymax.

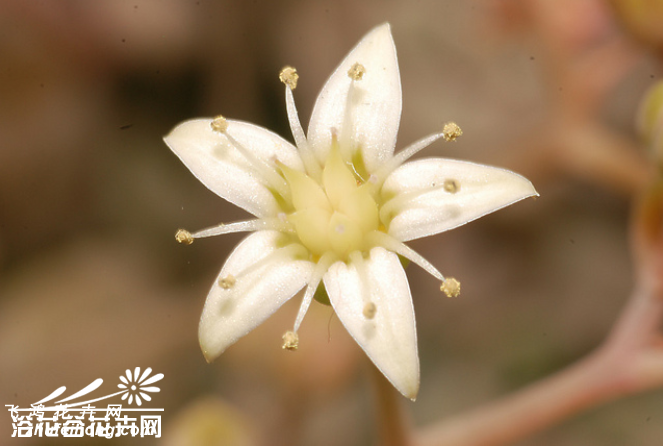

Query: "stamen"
<box><xmin>443</xmin><ymin>179</ymin><xmax>460</xmax><ymax>193</ymax></box>
<box><xmin>367</xmin><ymin>231</ymin><xmax>445</xmax><ymax>282</ymax></box>
<box><xmin>441</xmin><ymin>277</ymin><xmax>461</xmax><ymax>297</ymax></box>
<box><xmin>210</xmin><ymin>118</ymin><xmax>290</xmax><ymax>200</ymax></box>
<box><xmin>347</xmin><ymin>62</ymin><xmax>366</xmax><ymax>81</ymax></box>
<box><xmin>363</xmin><ymin>302</ymin><xmax>377</xmax><ymax>319</ymax></box>
<box><xmin>234</xmin><ymin>243</ymin><xmax>309</xmax><ymax>281</ymax></box>
<box><xmin>442</xmin><ymin>122</ymin><xmax>462</xmax><ymax>142</ymax></box>
<box><xmin>282</xmin><ymin>330</ymin><xmax>299</xmax><ymax>351</ymax></box>
<box><xmin>293</xmin><ymin>253</ymin><xmax>338</xmax><ymax>333</ymax></box>
<box><xmin>339</xmin><ymin>63</ymin><xmax>366</xmax><ymax>159</ymax></box>
<box><xmin>379</xmin><ymin>186</ymin><xmax>439</xmax><ymax>225</ymax></box>
<box><xmin>349</xmin><ymin>251</ymin><xmax>373</xmax><ymax>308</ymax></box>
<box><xmin>218</xmin><ymin>274</ymin><xmax>236</xmax><ymax>289</ymax></box>
<box><xmin>372</xmin><ymin>132</ymin><xmax>446</xmax><ymax>186</ymax></box>
<box><xmin>283</xmin><ymin>73</ymin><xmax>322</xmax><ymax>179</ymax></box>
<box><xmin>210</xmin><ymin>115</ymin><xmax>228</xmax><ymax>132</ymax></box>
<box><xmin>175</xmin><ymin>229</ymin><xmax>194</xmax><ymax>245</ymax></box>
<box><xmin>191</xmin><ymin>218</ymin><xmax>293</xmax><ymax>239</ymax></box>
<box><xmin>279</xmin><ymin>66</ymin><xmax>299</xmax><ymax>90</ymax></box>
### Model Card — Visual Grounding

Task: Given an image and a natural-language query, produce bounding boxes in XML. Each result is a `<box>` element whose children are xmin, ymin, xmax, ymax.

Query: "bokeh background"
<box><xmin>1</xmin><ymin>0</ymin><xmax>662</xmax><ymax>444</ymax></box>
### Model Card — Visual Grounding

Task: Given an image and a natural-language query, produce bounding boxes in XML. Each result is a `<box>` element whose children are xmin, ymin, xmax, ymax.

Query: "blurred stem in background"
<box><xmin>377</xmin><ymin>169</ymin><xmax>663</xmax><ymax>444</ymax></box>
<box><xmin>373</xmin><ymin>1</ymin><xmax>663</xmax><ymax>444</ymax></box>
<box><xmin>416</xmin><ymin>184</ymin><xmax>663</xmax><ymax>443</ymax></box>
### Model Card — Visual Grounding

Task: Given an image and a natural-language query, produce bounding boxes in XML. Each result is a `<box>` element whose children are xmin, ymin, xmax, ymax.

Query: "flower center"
<box><xmin>280</xmin><ymin>143</ymin><xmax>379</xmax><ymax>260</ymax></box>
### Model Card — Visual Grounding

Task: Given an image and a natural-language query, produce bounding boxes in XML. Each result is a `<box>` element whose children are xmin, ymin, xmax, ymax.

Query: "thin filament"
<box><xmin>293</xmin><ymin>252</ymin><xmax>338</xmax><ymax>332</ymax></box>
<box><xmin>285</xmin><ymin>86</ymin><xmax>322</xmax><ymax>180</ymax></box>
<box><xmin>349</xmin><ymin>251</ymin><xmax>372</xmax><ymax>305</ymax></box>
<box><xmin>192</xmin><ymin>218</ymin><xmax>293</xmax><ymax>239</ymax></box>
<box><xmin>373</xmin><ymin>132</ymin><xmax>445</xmax><ymax>185</ymax></box>
<box><xmin>339</xmin><ymin>79</ymin><xmax>359</xmax><ymax>161</ymax></box>
<box><xmin>379</xmin><ymin>186</ymin><xmax>439</xmax><ymax>226</ymax></box>
<box><xmin>233</xmin><ymin>243</ymin><xmax>309</xmax><ymax>281</ymax></box>
<box><xmin>223</xmin><ymin>131</ymin><xmax>291</xmax><ymax>200</ymax></box>
<box><xmin>367</xmin><ymin>231</ymin><xmax>445</xmax><ymax>281</ymax></box>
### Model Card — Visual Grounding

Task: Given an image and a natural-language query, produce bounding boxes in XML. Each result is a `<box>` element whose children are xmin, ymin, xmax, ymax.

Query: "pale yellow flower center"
<box><xmin>280</xmin><ymin>144</ymin><xmax>379</xmax><ymax>260</ymax></box>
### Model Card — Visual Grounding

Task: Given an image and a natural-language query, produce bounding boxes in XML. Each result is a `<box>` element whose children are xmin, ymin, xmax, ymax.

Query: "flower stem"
<box><xmin>369</xmin><ymin>362</ymin><xmax>411</xmax><ymax>445</ymax></box>
<box><xmin>415</xmin><ymin>267</ymin><xmax>663</xmax><ymax>445</ymax></box>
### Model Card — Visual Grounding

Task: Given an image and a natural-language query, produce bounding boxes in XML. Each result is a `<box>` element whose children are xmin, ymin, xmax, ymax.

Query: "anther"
<box><xmin>363</xmin><ymin>302</ymin><xmax>377</xmax><ymax>319</ymax></box>
<box><xmin>211</xmin><ymin>115</ymin><xmax>228</xmax><ymax>133</ymax></box>
<box><xmin>282</xmin><ymin>330</ymin><xmax>299</xmax><ymax>351</ymax></box>
<box><xmin>440</xmin><ymin>277</ymin><xmax>461</xmax><ymax>298</ymax></box>
<box><xmin>175</xmin><ymin>229</ymin><xmax>194</xmax><ymax>245</ymax></box>
<box><xmin>218</xmin><ymin>274</ymin><xmax>236</xmax><ymax>290</ymax></box>
<box><xmin>348</xmin><ymin>62</ymin><xmax>366</xmax><ymax>81</ymax></box>
<box><xmin>443</xmin><ymin>122</ymin><xmax>462</xmax><ymax>142</ymax></box>
<box><xmin>443</xmin><ymin>179</ymin><xmax>460</xmax><ymax>194</ymax></box>
<box><xmin>279</xmin><ymin>66</ymin><xmax>299</xmax><ymax>90</ymax></box>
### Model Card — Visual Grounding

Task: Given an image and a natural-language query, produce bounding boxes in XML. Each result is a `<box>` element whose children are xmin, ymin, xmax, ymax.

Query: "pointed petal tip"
<box><xmin>402</xmin><ymin>382</ymin><xmax>419</xmax><ymax>401</ymax></box>
<box><xmin>523</xmin><ymin>177</ymin><xmax>540</xmax><ymax>199</ymax></box>
<box><xmin>307</xmin><ymin>21</ymin><xmax>402</xmax><ymax>172</ymax></box>
<box><xmin>396</xmin><ymin>372</ymin><xmax>419</xmax><ymax>401</ymax></box>
<box><xmin>376</xmin><ymin>358</ymin><xmax>420</xmax><ymax>401</ymax></box>
<box><xmin>366</xmin><ymin>22</ymin><xmax>395</xmax><ymax>45</ymax></box>
<box><xmin>199</xmin><ymin>321</ymin><xmax>226</xmax><ymax>364</ymax></box>
<box><xmin>373</xmin><ymin>354</ymin><xmax>420</xmax><ymax>402</ymax></box>
<box><xmin>200</xmin><ymin>342</ymin><xmax>220</xmax><ymax>364</ymax></box>
<box><xmin>375</xmin><ymin>22</ymin><xmax>392</xmax><ymax>33</ymax></box>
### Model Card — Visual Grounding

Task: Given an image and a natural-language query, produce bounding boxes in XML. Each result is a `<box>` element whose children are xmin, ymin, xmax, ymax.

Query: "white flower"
<box><xmin>164</xmin><ymin>23</ymin><xmax>537</xmax><ymax>400</ymax></box>
<box><xmin>117</xmin><ymin>367</ymin><xmax>163</xmax><ymax>406</ymax></box>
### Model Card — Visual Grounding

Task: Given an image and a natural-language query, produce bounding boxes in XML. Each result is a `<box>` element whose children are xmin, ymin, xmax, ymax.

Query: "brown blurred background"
<box><xmin>1</xmin><ymin>0</ymin><xmax>662</xmax><ymax>444</ymax></box>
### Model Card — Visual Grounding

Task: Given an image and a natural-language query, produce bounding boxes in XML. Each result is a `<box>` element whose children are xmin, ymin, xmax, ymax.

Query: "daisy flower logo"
<box><xmin>117</xmin><ymin>367</ymin><xmax>163</xmax><ymax>406</ymax></box>
<box><xmin>165</xmin><ymin>23</ymin><xmax>537</xmax><ymax>399</ymax></box>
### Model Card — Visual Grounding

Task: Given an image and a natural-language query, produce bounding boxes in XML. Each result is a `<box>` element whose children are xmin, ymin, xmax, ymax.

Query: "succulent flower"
<box><xmin>164</xmin><ymin>23</ymin><xmax>537</xmax><ymax>399</ymax></box>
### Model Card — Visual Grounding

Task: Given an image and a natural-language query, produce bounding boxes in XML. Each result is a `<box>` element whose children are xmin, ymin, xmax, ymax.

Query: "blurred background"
<box><xmin>1</xmin><ymin>0</ymin><xmax>662</xmax><ymax>444</ymax></box>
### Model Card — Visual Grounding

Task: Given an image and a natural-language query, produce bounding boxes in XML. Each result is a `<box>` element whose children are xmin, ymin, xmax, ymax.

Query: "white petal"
<box><xmin>308</xmin><ymin>23</ymin><xmax>401</xmax><ymax>172</ymax></box>
<box><xmin>164</xmin><ymin>119</ymin><xmax>304</xmax><ymax>217</ymax></box>
<box><xmin>199</xmin><ymin>231</ymin><xmax>314</xmax><ymax>361</ymax></box>
<box><xmin>324</xmin><ymin>247</ymin><xmax>419</xmax><ymax>399</ymax></box>
<box><xmin>382</xmin><ymin>158</ymin><xmax>538</xmax><ymax>242</ymax></box>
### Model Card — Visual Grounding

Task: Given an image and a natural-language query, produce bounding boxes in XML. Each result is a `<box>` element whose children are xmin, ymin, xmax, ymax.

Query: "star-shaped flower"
<box><xmin>164</xmin><ymin>23</ymin><xmax>537</xmax><ymax>400</ymax></box>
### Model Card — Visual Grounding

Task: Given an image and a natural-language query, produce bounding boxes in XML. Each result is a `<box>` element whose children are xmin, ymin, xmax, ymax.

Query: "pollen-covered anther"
<box><xmin>443</xmin><ymin>179</ymin><xmax>460</xmax><ymax>194</ymax></box>
<box><xmin>279</xmin><ymin>66</ymin><xmax>299</xmax><ymax>90</ymax></box>
<box><xmin>282</xmin><ymin>330</ymin><xmax>299</xmax><ymax>351</ymax></box>
<box><xmin>442</xmin><ymin>122</ymin><xmax>462</xmax><ymax>142</ymax></box>
<box><xmin>348</xmin><ymin>62</ymin><xmax>366</xmax><ymax>81</ymax></box>
<box><xmin>218</xmin><ymin>274</ymin><xmax>236</xmax><ymax>289</ymax></box>
<box><xmin>210</xmin><ymin>115</ymin><xmax>228</xmax><ymax>133</ymax></box>
<box><xmin>440</xmin><ymin>277</ymin><xmax>461</xmax><ymax>298</ymax></box>
<box><xmin>175</xmin><ymin>229</ymin><xmax>194</xmax><ymax>245</ymax></box>
<box><xmin>363</xmin><ymin>302</ymin><xmax>377</xmax><ymax>319</ymax></box>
